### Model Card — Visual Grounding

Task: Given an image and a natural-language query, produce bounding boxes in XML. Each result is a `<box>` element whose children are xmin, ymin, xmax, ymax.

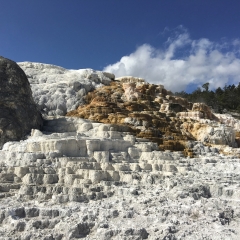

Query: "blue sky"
<box><xmin>1</xmin><ymin>1</ymin><xmax>240</xmax><ymax>92</ymax></box>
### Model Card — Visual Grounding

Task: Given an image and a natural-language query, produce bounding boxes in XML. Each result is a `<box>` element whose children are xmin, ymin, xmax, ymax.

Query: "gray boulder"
<box><xmin>0</xmin><ymin>56</ymin><xmax>43</xmax><ymax>149</ymax></box>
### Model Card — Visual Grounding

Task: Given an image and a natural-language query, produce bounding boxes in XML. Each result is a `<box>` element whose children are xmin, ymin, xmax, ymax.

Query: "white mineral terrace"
<box><xmin>0</xmin><ymin>62</ymin><xmax>239</xmax><ymax>239</ymax></box>
<box><xmin>0</xmin><ymin>116</ymin><xmax>240</xmax><ymax>239</ymax></box>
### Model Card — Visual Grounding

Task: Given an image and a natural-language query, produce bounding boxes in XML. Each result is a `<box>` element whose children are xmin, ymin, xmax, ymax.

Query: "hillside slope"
<box><xmin>67</xmin><ymin>76</ymin><xmax>240</xmax><ymax>156</ymax></box>
<box><xmin>0</xmin><ymin>62</ymin><xmax>240</xmax><ymax>239</ymax></box>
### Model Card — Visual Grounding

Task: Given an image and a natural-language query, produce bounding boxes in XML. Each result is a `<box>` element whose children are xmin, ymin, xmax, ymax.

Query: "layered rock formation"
<box><xmin>0</xmin><ymin>57</ymin><xmax>43</xmax><ymax>149</ymax></box>
<box><xmin>0</xmin><ymin>116</ymin><xmax>240</xmax><ymax>239</ymax></box>
<box><xmin>67</xmin><ymin>78</ymin><xmax>187</xmax><ymax>152</ymax></box>
<box><xmin>18</xmin><ymin>62</ymin><xmax>114</xmax><ymax>116</ymax></box>
<box><xmin>67</xmin><ymin>76</ymin><xmax>238</xmax><ymax>154</ymax></box>
<box><xmin>1</xmin><ymin>62</ymin><xmax>240</xmax><ymax>239</ymax></box>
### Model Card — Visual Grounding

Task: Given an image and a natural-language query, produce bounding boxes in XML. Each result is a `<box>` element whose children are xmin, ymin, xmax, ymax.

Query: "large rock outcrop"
<box><xmin>0</xmin><ymin>116</ymin><xmax>240</xmax><ymax>239</ymax></box>
<box><xmin>67</xmin><ymin>78</ymin><xmax>192</xmax><ymax>152</ymax></box>
<box><xmin>67</xmin><ymin>76</ymin><xmax>238</xmax><ymax>153</ymax></box>
<box><xmin>0</xmin><ymin>64</ymin><xmax>240</xmax><ymax>239</ymax></box>
<box><xmin>18</xmin><ymin>62</ymin><xmax>114</xmax><ymax>116</ymax></box>
<box><xmin>181</xmin><ymin>122</ymin><xmax>236</xmax><ymax>147</ymax></box>
<box><xmin>0</xmin><ymin>57</ymin><xmax>43</xmax><ymax>149</ymax></box>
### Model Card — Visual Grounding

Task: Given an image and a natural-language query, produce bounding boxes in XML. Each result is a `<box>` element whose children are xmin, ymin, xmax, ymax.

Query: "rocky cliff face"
<box><xmin>18</xmin><ymin>62</ymin><xmax>114</xmax><ymax>116</ymax></box>
<box><xmin>1</xmin><ymin>63</ymin><xmax>240</xmax><ymax>239</ymax></box>
<box><xmin>0</xmin><ymin>116</ymin><xmax>240</xmax><ymax>239</ymax></box>
<box><xmin>0</xmin><ymin>57</ymin><xmax>43</xmax><ymax>149</ymax></box>
<box><xmin>67</xmin><ymin>76</ymin><xmax>238</xmax><ymax>155</ymax></box>
<box><xmin>67</xmin><ymin>78</ymin><xmax>188</xmax><ymax>152</ymax></box>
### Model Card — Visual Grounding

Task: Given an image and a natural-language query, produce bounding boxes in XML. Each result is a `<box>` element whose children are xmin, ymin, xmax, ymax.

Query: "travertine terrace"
<box><xmin>67</xmin><ymin>76</ymin><xmax>237</xmax><ymax>155</ymax></box>
<box><xmin>0</xmin><ymin>62</ymin><xmax>240</xmax><ymax>239</ymax></box>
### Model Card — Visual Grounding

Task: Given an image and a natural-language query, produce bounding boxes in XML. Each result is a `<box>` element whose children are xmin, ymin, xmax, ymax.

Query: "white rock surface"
<box><xmin>0</xmin><ymin>116</ymin><xmax>240</xmax><ymax>239</ymax></box>
<box><xmin>18</xmin><ymin>62</ymin><xmax>114</xmax><ymax>116</ymax></box>
<box><xmin>1</xmin><ymin>63</ymin><xmax>240</xmax><ymax>239</ymax></box>
<box><xmin>215</xmin><ymin>113</ymin><xmax>240</xmax><ymax>131</ymax></box>
<box><xmin>181</xmin><ymin>121</ymin><xmax>237</xmax><ymax>147</ymax></box>
<box><xmin>196</xmin><ymin>125</ymin><xmax>236</xmax><ymax>146</ymax></box>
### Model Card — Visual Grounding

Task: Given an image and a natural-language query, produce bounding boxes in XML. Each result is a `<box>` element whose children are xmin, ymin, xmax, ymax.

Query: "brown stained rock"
<box><xmin>67</xmin><ymin>76</ymin><xmax>231</xmax><ymax>154</ymax></box>
<box><xmin>0</xmin><ymin>56</ymin><xmax>43</xmax><ymax>149</ymax></box>
<box><xmin>177</xmin><ymin>111</ymin><xmax>204</xmax><ymax>119</ymax></box>
<box><xmin>66</xmin><ymin>78</ymin><xmax>197</xmax><ymax>154</ymax></box>
<box><xmin>192</xmin><ymin>103</ymin><xmax>215</xmax><ymax>120</ymax></box>
<box><xmin>122</xmin><ymin>83</ymin><xmax>142</xmax><ymax>101</ymax></box>
<box><xmin>236</xmin><ymin>132</ymin><xmax>240</xmax><ymax>147</ymax></box>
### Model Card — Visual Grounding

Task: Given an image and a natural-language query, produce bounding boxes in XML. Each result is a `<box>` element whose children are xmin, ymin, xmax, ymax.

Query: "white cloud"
<box><xmin>103</xmin><ymin>29</ymin><xmax>240</xmax><ymax>92</ymax></box>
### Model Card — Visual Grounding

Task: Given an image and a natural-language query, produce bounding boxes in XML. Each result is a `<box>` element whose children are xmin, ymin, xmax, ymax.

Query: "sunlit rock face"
<box><xmin>0</xmin><ymin>57</ymin><xmax>43</xmax><ymax>149</ymax></box>
<box><xmin>1</xmin><ymin>65</ymin><xmax>240</xmax><ymax>239</ymax></box>
<box><xmin>0</xmin><ymin>115</ymin><xmax>240</xmax><ymax>239</ymax></box>
<box><xmin>67</xmin><ymin>77</ymin><xmax>191</xmax><ymax>151</ymax></box>
<box><xmin>18</xmin><ymin>62</ymin><xmax>114</xmax><ymax>116</ymax></box>
<box><xmin>181</xmin><ymin>122</ymin><xmax>236</xmax><ymax>147</ymax></box>
<box><xmin>176</xmin><ymin>103</ymin><xmax>215</xmax><ymax>120</ymax></box>
<box><xmin>191</xmin><ymin>103</ymin><xmax>215</xmax><ymax>119</ymax></box>
<box><xmin>67</xmin><ymin>76</ymin><xmax>238</xmax><ymax>153</ymax></box>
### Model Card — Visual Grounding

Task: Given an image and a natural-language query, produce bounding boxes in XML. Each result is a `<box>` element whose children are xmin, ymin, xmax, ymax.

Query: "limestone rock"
<box><xmin>14</xmin><ymin>62</ymin><xmax>240</xmax><ymax>153</ymax></box>
<box><xmin>181</xmin><ymin>122</ymin><xmax>236</xmax><ymax>147</ymax></box>
<box><xmin>0</xmin><ymin>64</ymin><xmax>239</xmax><ymax>239</ymax></box>
<box><xmin>0</xmin><ymin>116</ymin><xmax>240</xmax><ymax>239</ymax></box>
<box><xmin>116</xmin><ymin>76</ymin><xmax>145</xmax><ymax>83</ymax></box>
<box><xmin>66</xmin><ymin>76</ymin><xmax>240</xmax><ymax>154</ymax></box>
<box><xmin>67</xmin><ymin>79</ymin><xmax>193</xmax><ymax>153</ymax></box>
<box><xmin>192</xmin><ymin>103</ymin><xmax>215</xmax><ymax>119</ymax></box>
<box><xmin>0</xmin><ymin>56</ymin><xmax>43</xmax><ymax>149</ymax></box>
<box><xmin>215</xmin><ymin>113</ymin><xmax>240</xmax><ymax>131</ymax></box>
<box><xmin>177</xmin><ymin>111</ymin><xmax>204</xmax><ymax>120</ymax></box>
<box><xmin>18</xmin><ymin>62</ymin><xmax>114</xmax><ymax>116</ymax></box>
